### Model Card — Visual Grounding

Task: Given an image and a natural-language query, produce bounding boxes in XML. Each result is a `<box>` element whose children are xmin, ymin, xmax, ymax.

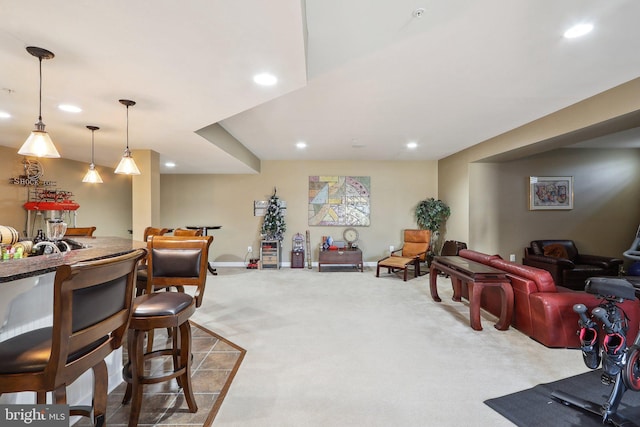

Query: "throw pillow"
<box><xmin>543</xmin><ymin>243</ymin><xmax>569</xmax><ymax>259</ymax></box>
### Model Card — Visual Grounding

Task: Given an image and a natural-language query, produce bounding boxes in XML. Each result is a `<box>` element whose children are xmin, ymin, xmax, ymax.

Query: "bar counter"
<box><xmin>0</xmin><ymin>236</ymin><xmax>144</xmax><ymax>282</ymax></box>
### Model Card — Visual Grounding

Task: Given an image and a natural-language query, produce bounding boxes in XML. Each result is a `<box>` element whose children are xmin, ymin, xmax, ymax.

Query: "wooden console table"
<box><xmin>318</xmin><ymin>249</ymin><xmax>363</xmax><ymax>272</ymax></box>
<box><xmin>429</xmin><ymin>256</ymin><xmax>513</xmax><ymax>331</ymax></box>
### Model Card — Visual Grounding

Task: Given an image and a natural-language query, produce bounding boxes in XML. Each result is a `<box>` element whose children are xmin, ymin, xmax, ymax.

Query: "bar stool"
<box><xmin>64</xmin><ymin>226</ymin><xmax>97</xmax><ymax>237</ymax></box>
<box><xmin>122</xmin><ymin>235</ymin><xmax>213</xmax><ymax>427</ymax></box>
<box><xmin>135</xmin><ymin>226</ymin><xmax>170</xmax><ymax>296</ymax></box>
<box><xmin>0</xmin><ymin>248</ymin><xmax>145</xmax><ymax>426</ymax></box>
<box><xmin>173</xmin><ymin>227</ymin><xmax>203</xmax><ymax>236</ymax></box>
<box><xmin>136</xmin><ymin>227</ymin><xmax>205</xmax><ymax>354</ymax></box>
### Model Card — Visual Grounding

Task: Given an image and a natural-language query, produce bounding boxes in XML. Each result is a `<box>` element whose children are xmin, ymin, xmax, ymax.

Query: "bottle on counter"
<box><xmin>32</xmin><ymin>229</ymin><xmax>46</xmax><ymax>255</ymax></box>
<box><xmin>33</xmin><ymin>229</ymin><xmax>44</xmax><ymax>244</ymax></box>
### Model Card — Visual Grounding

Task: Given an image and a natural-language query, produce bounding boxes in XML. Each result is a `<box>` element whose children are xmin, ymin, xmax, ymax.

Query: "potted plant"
<box><xmin>415</xmin><ymin>197</ymin><xmax>451</xmax><ymax>262</ymax></box>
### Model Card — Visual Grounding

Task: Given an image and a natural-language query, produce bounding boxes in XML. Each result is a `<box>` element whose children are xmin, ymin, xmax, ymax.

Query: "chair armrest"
<box><xmin>524</xmin><ymin>254</ymin><xmax>575</xmax><ymax>269</ymax></box>
<box><xmin>576</xmin><ymin>254</ymin><xmax>623</xmax><ymax>268</ymax></box>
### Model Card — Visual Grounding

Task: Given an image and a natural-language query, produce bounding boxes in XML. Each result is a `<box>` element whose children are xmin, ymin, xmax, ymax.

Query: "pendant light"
<box><xmin>82</xmin><ymin>125</ymin><xmax>103</xmax><ymax>183</ymax></box>
<box><xmin>114</xmin><ymin>99</ymin><xmax>141</xmax><ymax>175</ymax></box>
<box><xmin>18</xmin><ymin>46</ymin><xmax>61</xmax><ymax>158</ymax></box>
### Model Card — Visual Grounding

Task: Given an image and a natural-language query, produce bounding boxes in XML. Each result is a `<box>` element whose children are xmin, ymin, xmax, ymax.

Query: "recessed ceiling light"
<box><xmin>407</xmin><ymin>142</ymin><xmax>418</xmax><ymax>149</ymax></box>
<box><xmin>0</xmin><ymin>111</ymin><xmax>11</xmax><ymax>119</ymax></box>
<box><xmin>58</xmin><ymin>104</ymin><xmax>82</xmax><ymax>113</ymax></box>
<box><xmin>564</xmin><ymin>23</ymin><xmax>593</xmax><ymax>39</ymax></box>
<box><xmin>296</xmin><ymin>141</ymin><xmax>307</xmax><ymax>149</ymax></box>
<box><xmin>165</xmin><ymin>162</ymin><xmax>176</xmax><ymax>168</ymax></box>
<box><xmin>253</xmin><ymin>73</ymin><xmax>278</xmax><ymax>86</ymax></box>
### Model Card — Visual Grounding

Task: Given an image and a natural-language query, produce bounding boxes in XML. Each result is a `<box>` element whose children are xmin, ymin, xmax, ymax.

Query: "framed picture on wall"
<box><xmin>529</xmin><ymin>176</ymin><xmax>573</xmax><ymax>210</ymax></box>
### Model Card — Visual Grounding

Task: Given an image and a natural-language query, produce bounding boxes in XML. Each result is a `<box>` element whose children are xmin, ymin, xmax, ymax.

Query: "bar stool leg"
<box><xmin>92</xmin><ymin>360</ymin><xmax>108</xmax><ymax>427</ymax></box>
<box><xmin>179</xmin><ymin>320</ymin><xmax>198</xmax><ymax>412</ymax></box>
<box><xmin>125</xmin><ymin>329</ymin><xmax>146</xmax><ymax>427</ymax></box>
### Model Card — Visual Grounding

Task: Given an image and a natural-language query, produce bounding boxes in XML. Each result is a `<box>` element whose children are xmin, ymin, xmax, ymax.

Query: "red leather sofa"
<box><xmin>456</xmin><ymin>249</ymin><xmax>640</xmax><ymax>348</ymax></box>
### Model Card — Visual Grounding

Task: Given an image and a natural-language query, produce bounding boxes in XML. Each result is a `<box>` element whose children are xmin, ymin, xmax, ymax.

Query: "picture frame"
<box><xmin>253</xmin><ymin>200</ymin><xmax>268</xmax><ymax>216</ymax></box>
<box><xmin>529</xmin><ymin>176</ymin><xmax>573</xmax><ymax>210</ymax></box>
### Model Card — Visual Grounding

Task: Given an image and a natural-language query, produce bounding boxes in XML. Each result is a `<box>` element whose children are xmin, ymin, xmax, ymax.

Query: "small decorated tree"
<box><xmin>261</xmin><ymin>188</ymin><xmax>286</xmax><ymax>241</ymax></box>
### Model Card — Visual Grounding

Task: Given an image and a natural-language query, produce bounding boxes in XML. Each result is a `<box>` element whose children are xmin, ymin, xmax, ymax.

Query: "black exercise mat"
<box><xmin>485</xmin><ymin>370</ymin><xmax>640</xmax><ymax>426</ymax></box>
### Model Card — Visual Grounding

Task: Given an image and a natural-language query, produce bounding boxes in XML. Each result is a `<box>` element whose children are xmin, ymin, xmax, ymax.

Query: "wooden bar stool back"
<box><xmin>173</xmin><ymin>228</ymin><xmax>203</xmax><ymax>236</ymax></box>
<box><xmin>64</xmin><ymin>226</ymin><xmax>97</xmax><ymax>237</ymax></box>
<box><xmin>0</xmin><ymin>248</ymin><xmax>145</xmax><ymax>426</ymax></box>
<box><xmin>136</xmin><ymin>226</ymin><xmax>170</xmax><ymax>295</ymax></box>
<box><xmin>122</xmin><ymin>235</ymin><xmax>213</xmax><ymax>427</ymax></box>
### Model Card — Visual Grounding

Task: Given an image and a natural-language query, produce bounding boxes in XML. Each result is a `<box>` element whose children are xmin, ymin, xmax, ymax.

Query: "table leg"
<box><xmin>197</xmin><ymin>228</ymin><xmax>217</xmax><ymax>275</ymax></box>
<box><xmin>429</xmin><ymin>264</ymin><xmax>442</xmax><ymax>302</ymax></box>
<box><xmin>493</xmin><ymin>282</ymin><xmax>514</xmax><ymax>331</ymax></box>
<box><xmin>469</xmin><ymin>281</ymin><xmax>484</xmax><ymax>331</ymax></box>
<box><xmin>451</xmin><ymin>276</ymin><xmax>463</xmax><ymax>302</ymax></box>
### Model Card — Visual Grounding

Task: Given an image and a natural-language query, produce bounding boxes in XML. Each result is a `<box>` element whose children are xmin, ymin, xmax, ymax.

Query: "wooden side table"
<box><xmin>318</xmin><ymin>249</ymin><xmax>363</xmax><ymax>272</ymax></box>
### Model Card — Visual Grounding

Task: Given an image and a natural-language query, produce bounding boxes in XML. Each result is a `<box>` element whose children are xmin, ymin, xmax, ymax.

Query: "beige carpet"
<box><xmin>192</xmin><ymin>266</ymin><xmax>591</xmax><ymax>427</ymax></box>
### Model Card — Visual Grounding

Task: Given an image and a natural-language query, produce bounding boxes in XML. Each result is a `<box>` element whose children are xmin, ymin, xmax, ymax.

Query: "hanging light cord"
<box><xmin>91</xmin><ymin>130</ymin><xmax>95</xmax><ymax>163</ymax></box>
<box><xmin>38</xmin><ymin>56</ymin><xmax>43</xmax><ymax>122</ymax></box>
<box><xmin>125</xmin><ymin>105</ymin><xmax>130</xmax><ymax>150</ymax></box>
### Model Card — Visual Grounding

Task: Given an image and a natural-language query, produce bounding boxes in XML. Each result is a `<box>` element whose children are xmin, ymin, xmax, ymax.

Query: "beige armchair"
<box><xmin>376</xmin><ymin>229</ymin><xmax>431</xmax><ymax>281</ymax></box>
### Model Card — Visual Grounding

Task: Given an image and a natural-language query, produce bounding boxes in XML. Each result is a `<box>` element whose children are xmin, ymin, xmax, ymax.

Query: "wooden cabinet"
<box><xmin>291</xmin><ymin>251</ymin><xmax>305</xmax><ymax>268</ymax></box>
<box><xmin>318</xmin><ymin>248</ymin><xmax>363</xmax><ymax>272</ymax></box>
<box><xmin>261</xmin><ymin>240</ymin><xmax>280</xmax><ymax>269</ymax></box>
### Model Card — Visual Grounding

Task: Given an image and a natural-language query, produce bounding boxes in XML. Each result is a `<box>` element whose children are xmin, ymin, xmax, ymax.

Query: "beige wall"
<box><xmin>469</xmin><ymin>148</ymin><xmax>640</xmax><ymax>260</ymax></box>
<box><xmin>160</xmin><ymin>160</ymin><xmax>438</xmax><ymax>264</ymax></box>
<box><xmin>0</xmin><ymin>145</ymin><xmax>132</xmax><ymax>239</ymax></box>
<box><xmin>439</xmin><ymin>77</ymin><xmax>640</xmax><ymax>255</ymax></box>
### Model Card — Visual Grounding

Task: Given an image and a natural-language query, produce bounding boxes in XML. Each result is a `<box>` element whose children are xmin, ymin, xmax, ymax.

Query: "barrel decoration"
<box><xmin>0</xmin><ymin>226</ymin><xmax>20</xmax><ymax>245</ymax></box>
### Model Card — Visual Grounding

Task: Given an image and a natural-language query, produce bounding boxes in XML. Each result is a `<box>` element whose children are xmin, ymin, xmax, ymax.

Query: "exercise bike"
<box><xmin>552</xmin><ymin>277</ymin><xmax>640</xmax><ymax>426</ymax></box>
<box><xmin>624</xmin><ymin>225</ymin><xmax>640</xmax><ymax>276</ymax></box>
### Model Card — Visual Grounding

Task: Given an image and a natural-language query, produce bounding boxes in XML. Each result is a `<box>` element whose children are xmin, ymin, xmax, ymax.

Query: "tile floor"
<box><xmin>75</xmin><ymin>322</ymin><xmax>245</xmax><ymax>427</ymax></box>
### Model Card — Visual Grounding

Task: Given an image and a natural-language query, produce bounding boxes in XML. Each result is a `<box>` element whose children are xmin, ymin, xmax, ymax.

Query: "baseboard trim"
<box><xmin>211</xmin><ymin>261</ymin><xmax>378</xmax><ymax>268</ymax></box>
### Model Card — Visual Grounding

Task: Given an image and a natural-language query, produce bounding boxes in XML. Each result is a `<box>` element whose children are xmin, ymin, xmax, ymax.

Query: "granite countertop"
<box><xmin>0</xmin><ymin>236</ymin><xmax>145</xmax><ymax>283</ymax></box>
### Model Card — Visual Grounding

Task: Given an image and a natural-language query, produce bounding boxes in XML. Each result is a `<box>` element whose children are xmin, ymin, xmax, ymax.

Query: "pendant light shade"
<box><xmin>82</xmin><ymin>125</ymin><xmax>103</xmax><ymax>183</ymax></box>
<box><xmin>114</xmin><ymin>99</ymin><xmax>141</xmax><ymax>175</ymax></box>
<box><xmin>18</xmin><ymin>46</ymin><xmax>61</xmax><ymax>158</ymax></box>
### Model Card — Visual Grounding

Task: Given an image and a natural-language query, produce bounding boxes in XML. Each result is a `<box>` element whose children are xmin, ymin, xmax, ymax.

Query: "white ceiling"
<box><xmin>1</xmin><ymin>1</ymin><xmax>639</xmax><ymax>174</ymax></box>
